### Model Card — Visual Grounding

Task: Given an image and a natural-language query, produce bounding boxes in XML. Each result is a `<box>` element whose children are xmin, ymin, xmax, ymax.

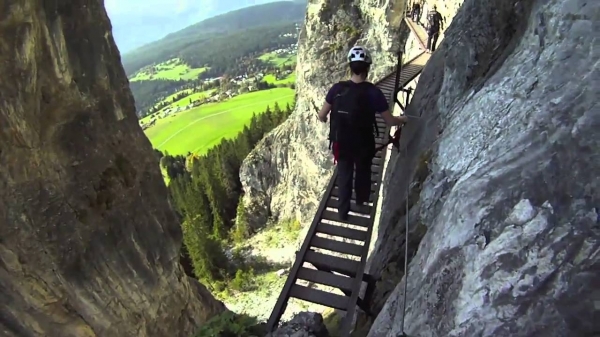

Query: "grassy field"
<box><xmin>140</xmin><ymin>89</ymin><xmax>217</xmax><ymax>124</ymax></box>
<box><xmin>144</xmin><ymin>88</ymin><xmax>294</xmax><ymax>155</ymax></box>
<box><xmin>129</xmin><ymin>58</ymin><xmax>208</xmax><ymax>82</ymax></box>
<box><xmin>259</xmin><ymin>52</ymin><xmax>296</xmax><ymax>67</ymax></box>
<box><xmin>263</xmin><ymin>73</ymin><xmax>296</xmax><ymax>85</ymax></box>
<box><xmin>163</xmin><ymin>89</ymin><xmax>216</xmax><ymax>109</ymax></box>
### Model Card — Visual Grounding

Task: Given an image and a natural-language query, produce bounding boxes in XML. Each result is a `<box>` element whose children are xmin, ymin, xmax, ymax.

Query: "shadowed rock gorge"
<box><xmin>0</xmin><ymin>1</ymin><xmax>224</xmax><ymax>337</ymax></box>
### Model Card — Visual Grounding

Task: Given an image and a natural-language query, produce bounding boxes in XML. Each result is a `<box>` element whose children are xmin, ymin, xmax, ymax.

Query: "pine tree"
<box><xmin>232</xmin><ymin>196</ymin><xmax>250</xmax><ymax>243</ymax></box>
<box><xmin>262</xmin><ymin>105</ymin><xmax>273</xmax><ymax>130</ymax></box>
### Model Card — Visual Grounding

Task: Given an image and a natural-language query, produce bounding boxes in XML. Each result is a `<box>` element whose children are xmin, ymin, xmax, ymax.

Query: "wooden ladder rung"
<box><xmin>334</xmin><ymin>182</ymin><xmax>377</xmax><ymax>193</ymax></box>
<box><xmin>370</xmin><ymin>173</ymin><xmax>381</xmax><ymax>181</ymax></box>
<box><xmin>290</xmin><ymin>284</ymin><xmax>349</xmax><ymax>311</ymax></box>
<box><xmin>317</xmin><ymin>223</ymin><xmax>367</xmax><ymax>241</ymax></box>
<box><xmin>321</xmin><ymin>210</ymin><xmax>371</xmax><ymax>228</ymax></box>
<box><xmin>331</xmin><ymin>187</ymin><xmax>375</xmax><ymax>202</ymax></box>
<box><xmin>326</xmin><ymin>198</ymin><xmax>372</xmax><ymax>215</ymax></box>
<box><xmin>310</xmin><ymin>236</ymin><xmax>364</xmax><ymax>256</ymax></box>
<box><xmin>305</xmin><ymin>250</ymin><xmax>360</xmax><ymax>277</ymax></box>
<box><xmin>297</xmin><ymin>267</ymin><xmax>354</xmax><ymax>292</ymax></box>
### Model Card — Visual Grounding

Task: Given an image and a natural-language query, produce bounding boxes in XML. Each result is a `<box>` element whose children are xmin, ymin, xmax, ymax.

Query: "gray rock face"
<box><xmin>367</xmin><ymin>0</ymin><xmax>600</xmax><ymax>336</ymax></box>
<box><xmin>239</xmin><ymin>0</ymin><xmax>410</xmax><ymax>229</ymax></box>
<box><xmin>0</xmin><ymin>1</ymin><xmax>225</xmax><ymax>336</ymax></box>
<box><xmin>267</xmin><ymin>312</ymin><xmax>329</xmax><ymax>337</ymax></box>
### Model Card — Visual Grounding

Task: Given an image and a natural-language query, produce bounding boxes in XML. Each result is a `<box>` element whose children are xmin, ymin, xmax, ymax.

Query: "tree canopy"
<box><xmin>158</xmin><ymin>101</ymin><xmax>294</xmax><ymax>284</ymax></box>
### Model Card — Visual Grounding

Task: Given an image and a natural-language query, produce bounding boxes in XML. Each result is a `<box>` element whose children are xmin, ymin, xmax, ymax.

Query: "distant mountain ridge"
<box><xmin>110</xmin><ymin>0</ymin><xmax>283</xmax><ymax>53</ymax></box>
<box><xmin>121</xmin><ymin>1</ymin><xmax>306</xmax><ymax>75</ymax></box>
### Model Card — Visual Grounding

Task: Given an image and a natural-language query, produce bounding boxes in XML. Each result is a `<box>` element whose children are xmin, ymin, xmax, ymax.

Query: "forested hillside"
<box><xmin>158</xmin><ymin>102</ymin><xmax>294</xmax><ymax>285</ymax></box>
<box><xmin>122</xmin><ymin>1</ymin><xmax>305</xmax><ymax>76</ymax></box>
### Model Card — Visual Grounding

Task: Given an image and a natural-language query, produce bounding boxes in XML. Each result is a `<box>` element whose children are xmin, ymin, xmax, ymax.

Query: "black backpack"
<box><xmin>328</xmin><ymin>81</ymin><xmax>379</xmax><ymax>152</ymax></box>
<box><xmin>427</xmin><ymin>11</ymin><xmax>441</xmax><ymax>32</ymax></box>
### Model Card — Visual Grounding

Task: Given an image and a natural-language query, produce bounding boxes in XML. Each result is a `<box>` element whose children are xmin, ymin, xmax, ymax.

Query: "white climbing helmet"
<box><xmin>347</xmin><ymin>46</ymin><xmax>372</xmax><ymax>64</ymax></box>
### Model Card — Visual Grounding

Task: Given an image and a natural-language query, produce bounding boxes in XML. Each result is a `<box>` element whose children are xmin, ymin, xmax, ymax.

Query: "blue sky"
<box><xmin>104</xmin><ymin>0</ymin><xmax>209</xmax><ymax>18</ymax></box>
<box><xmin>104</xmin><ymin>0</ymin><xmax>277</xmax><ymax>53</ymax></box>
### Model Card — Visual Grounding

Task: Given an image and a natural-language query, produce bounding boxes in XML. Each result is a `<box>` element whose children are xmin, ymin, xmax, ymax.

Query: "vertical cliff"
<box><xmin>368</xmin><ymin>0</ymin><xmax>600</xmax><ymax>336</ymax></box>
<box><xmin>239</xmin><ymin>0</ymin><xmax>410</xmax><ymax>229</ymax></box>
<box><xmin>0</xmin><ymin>1</ymin><xmax>224</xmax><ymax>337</ymax></box>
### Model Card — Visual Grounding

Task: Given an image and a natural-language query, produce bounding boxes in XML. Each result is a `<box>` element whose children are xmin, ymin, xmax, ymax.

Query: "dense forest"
<box><xmin>180</xmin><ymin>23</ymin><xmax>297</xmax><ymax>78</ymax></box>
<box><xmin>122</xmin><ymin>1</ymin><xmax>305</xmax><ymax>75</ymax></box>
<box><xmin>157</xmin><ymin>101</ymin><xmax>294</xmax><ymax>288</ymax></box>
<box><xmin>129</xmin><ymin>79</ymin><xmax>188</xmax><ymax>113</ymax></box>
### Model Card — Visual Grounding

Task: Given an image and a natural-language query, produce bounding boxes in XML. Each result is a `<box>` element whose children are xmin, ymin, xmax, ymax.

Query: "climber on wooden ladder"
<box><xmin>317</xmin><ymin>46</ymin><xmax>407</xmax><ymax>220</ymax></box>
<box><xmin>426</xmin><ymin>5</ymin><xmax>444</xmax><ymax>52</ymax></box>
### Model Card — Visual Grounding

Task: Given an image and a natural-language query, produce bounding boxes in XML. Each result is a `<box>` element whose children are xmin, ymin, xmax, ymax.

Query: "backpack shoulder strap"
<box><xmin>333</xmin><ymin>81</ymin><xmax>352</xmax><ymax>98</ymax></box>
<box><xmin>360</xmin><ymin>82</ymin><xmax>380</xmax><ymax>137</ymax></box>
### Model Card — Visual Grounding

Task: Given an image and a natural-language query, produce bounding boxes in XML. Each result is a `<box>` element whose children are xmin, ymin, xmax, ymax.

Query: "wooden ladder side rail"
<box><xmin>265</xmin><ymin>166</ymin><xmax>339</xmax><ymax>332</ymax></box>
<box><xmin>404</xmin><ymin>17</ymin><xmax>428</xmax><ymax>51</ymax></box>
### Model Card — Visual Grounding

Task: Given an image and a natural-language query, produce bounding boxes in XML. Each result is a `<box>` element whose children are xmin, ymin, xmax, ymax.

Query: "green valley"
<box><xmin>126</xmin><ymin>1</ymin><xmax>303</xmax><ymax>159</ymax></box>
<box><xmin>143</xmin><ymin>88</ymin><xmax>295</xmax><ymax>155</ymax></box>
<box><xmin>129</xmin><ymin>58</ymin><xmax>209</xmax><ymax>82</ymax></box>
<box><xmin>120</xmin><ymin>3</ymin><xmax>305</xmax><ymax>329</ymax></box>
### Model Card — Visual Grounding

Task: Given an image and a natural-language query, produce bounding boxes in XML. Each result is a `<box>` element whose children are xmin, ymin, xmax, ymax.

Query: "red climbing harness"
<box><xmin>332</xmin><ymin>141</ymin><xmax>340</xmax><ymax>164</ymax></box>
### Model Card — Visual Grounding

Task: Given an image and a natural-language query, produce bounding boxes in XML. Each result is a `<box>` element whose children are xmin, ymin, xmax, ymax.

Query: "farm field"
<box><xmin>162</xmin><ymin>89</ymin><xmax>217</xmax><ymax>110</ymax></box>
<box><xmin>259</xmin><ymin>52</ymin><xmax>296</xmax><ymax>67</ymax></box>
<box><xmin>140</xmin><ymin>89</ymin><xmax>217</xmax><ymax>124</ymax></box>
<box><xmin>144</xmin><ymin>88</ymin><xmax>295</xmax><ymax>155</ymax></box>
<box><xmin>129</xmin><ymin>58</ymin><xmax>208</xmax><ymax>82</ymax></box>
<box><xmin>263</xmin><ymin>73</ymin><xmax>296</xmax><ymax>85</ymax></box>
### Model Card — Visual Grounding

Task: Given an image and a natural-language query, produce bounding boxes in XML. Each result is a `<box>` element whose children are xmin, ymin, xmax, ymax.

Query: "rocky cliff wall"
<box><xmin>239</xmin><ymin>0</ymin><xmax>412</xmax><ymax>229</ymax></box>
<box><xmin>367</xmin><ymin>0</ymin><xmax>600</xmax><ymax>336</ymax></box>
<box><xmin>0</xmin><ymin>1</ymin><xmax>225</xmax><ymax>336</ymax></box>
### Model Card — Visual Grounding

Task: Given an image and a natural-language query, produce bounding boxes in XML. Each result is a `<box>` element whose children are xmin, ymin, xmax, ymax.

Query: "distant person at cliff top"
<box><xmin>426</xmin><ymin>5</ymin><xmax>444</xmax><ymax>52</ymax></box>
<box><xmin>412</xmin><ymin>2</ymin><xmax>421</xmax><ymax>22</ymax></box>
<box><xmin>317</xmin><ymin>46</ymin><xmax>407</xmax><ymax>221</ymax></box>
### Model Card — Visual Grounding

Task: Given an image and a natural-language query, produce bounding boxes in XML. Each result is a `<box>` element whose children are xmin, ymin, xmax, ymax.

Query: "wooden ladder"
<box><xmin>266</xmin><ymin>24</ymin><xmax>431</xmax><ymax>337</ymax></box>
